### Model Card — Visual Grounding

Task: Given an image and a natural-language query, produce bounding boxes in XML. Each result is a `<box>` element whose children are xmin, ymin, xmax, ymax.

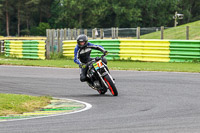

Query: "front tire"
<box><xmin>104</xmin><ymin>75</ymin><xmax>118</xmax><ymax>96</ymax></box>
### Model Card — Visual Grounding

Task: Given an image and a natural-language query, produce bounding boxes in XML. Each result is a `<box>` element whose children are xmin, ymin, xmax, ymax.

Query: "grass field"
<box><xmin>0</xmin><ymin>57</ymin><xmax>199</xmax><ymax>73</ymax></box>
<box><xmin>140</xmin><ymin>20</ymin><xmax>200</xmax><ymax>40</ymax></box>
<box><xmin>0</xmin><ymin>94</ymin><xmax>51</xmax><ymax>116</ymax></box>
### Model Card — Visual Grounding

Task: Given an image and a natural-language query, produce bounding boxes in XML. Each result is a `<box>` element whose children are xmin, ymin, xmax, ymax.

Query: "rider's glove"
<box><xmin>79</xmin><ymin>63</ymin><xmax>86</xmax><ymax>68</ymax></box>
<box><xmin>104</xmin><ymin>51</ymin><xmax>108</xmax><ymax>56</ymax></box>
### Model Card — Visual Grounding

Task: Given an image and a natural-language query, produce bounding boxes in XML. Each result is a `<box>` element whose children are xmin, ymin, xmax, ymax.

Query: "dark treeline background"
<box><xmin>0</xmin><ymin>0</ymin><xmax>199</xmax><ymax>36</ymax></box>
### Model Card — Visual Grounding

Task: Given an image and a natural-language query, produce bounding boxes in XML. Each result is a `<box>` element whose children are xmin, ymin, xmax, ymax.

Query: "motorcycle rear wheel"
<box><xmin>104</xmin><ymin>75</ymin><xmax>118</xmax><ymax>96</ymax></box>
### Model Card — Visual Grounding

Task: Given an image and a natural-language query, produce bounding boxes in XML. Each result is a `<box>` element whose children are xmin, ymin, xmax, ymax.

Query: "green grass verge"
<box><xmin>0</xmin><ymin>93</ymin><xmax>52</xmax><ymax>116</ymax></box>
<box><xmin>0</xmin><ymin>58</ymin><xmax>78</xmax><ymax>68</ymax></box>
<box><xmin>0</xmin><ymin>57</ymin><xmax>199</xmax><ymax>73</ymax></box>
<box><xmin>139</xmin><ymin>20</ymin><xmax>200</xmax><ymax>40</ymax></box>
<box><xmin>109</xmin><ymin>61</ymin><xmax>200</xmax><ymax>72</ymax></box>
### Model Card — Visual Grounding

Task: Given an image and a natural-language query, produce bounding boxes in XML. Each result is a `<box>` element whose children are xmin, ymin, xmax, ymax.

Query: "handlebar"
<box><xmin>86</xmin><ymin>54</ymin><xmax>107</xmax><ymax>66</ymax></box>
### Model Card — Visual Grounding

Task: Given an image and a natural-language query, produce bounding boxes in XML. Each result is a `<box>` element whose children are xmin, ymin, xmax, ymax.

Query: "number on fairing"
<box><xmin>93</xmin><ymin>60</ymin><xmax>103</xmax><ymax>70</ymax></box>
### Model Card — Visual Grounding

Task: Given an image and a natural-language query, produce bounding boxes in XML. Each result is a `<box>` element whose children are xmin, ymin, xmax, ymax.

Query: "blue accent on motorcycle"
<box><xmin>95</xmin><ymin>67</ymin><xmax>100</xmax><ymax>70</ymax></box>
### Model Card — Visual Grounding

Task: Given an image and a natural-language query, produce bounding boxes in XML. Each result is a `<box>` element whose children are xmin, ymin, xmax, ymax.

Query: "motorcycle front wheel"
<box><xmin>104</xmin><ymin>75</ymin><xmax>118</xmax><ymax>96</ymax></box>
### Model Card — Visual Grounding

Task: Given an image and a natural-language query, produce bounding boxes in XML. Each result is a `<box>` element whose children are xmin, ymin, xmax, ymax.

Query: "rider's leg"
<box><xmin>80</xmin><ymin>68</ymin><xmax>95</xmax><ymax>89</ymax></box>
<box><xmin>80</xmin><ymin>65</ymin><xmax>94</xmax><ymax>84</ymax></box>
<box><xmin>80</xmin><ymin>67</ymin><xmax>87</xmax><ymax>82</ymax></box>
<box><xmin>80</xmin><ymin>67</ymin><xmax>95</xmax><ymax>89</ymax></box>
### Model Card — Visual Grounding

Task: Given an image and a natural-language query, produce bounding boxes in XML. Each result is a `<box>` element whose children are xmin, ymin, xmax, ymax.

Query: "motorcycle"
<box><xmin>86</xmin><ymin>54</ymin><xmax>118</xmax><ymax>96</ymax></box>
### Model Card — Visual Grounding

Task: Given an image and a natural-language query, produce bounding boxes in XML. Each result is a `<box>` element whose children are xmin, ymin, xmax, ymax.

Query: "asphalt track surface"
<box><xmin>0</xmin><ymin>65</ymin><xmax>200</xmax><ymax>133</ymax></box>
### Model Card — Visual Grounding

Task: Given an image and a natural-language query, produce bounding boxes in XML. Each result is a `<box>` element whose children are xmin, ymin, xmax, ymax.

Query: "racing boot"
<box><xmin>86</xmin><ymin>78</ymin><xmax>96</xmax><ymax>90</ymax></box>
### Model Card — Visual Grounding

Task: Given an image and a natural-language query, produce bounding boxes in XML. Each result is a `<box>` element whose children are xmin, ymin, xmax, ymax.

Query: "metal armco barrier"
<box><xmin>89</xmin><ymin>40</ymin><xmax>120</xmax><ymax>60</ymax></box>
<box><xmin>119</xmin><ymin>40</ymin><xmax>170</xmax><ymax>62</ymax></box>
<box><xmin>4</xmin><ymin>40</ymin><xmax>46</xmax><ymax>59</ymax></box>
<box><xmin>169</xmin><ymin>40</ymin><xmax>200</xmax><ymax>62</ymax></box>
<box><xmin>62</xmin><ymin>40</ymin><xmax>77</xmax><ymax>58</ymax></box>
<box><xmin>62</xmin><ymin>40</ymin><xmax>120</xmax><ymax>60</ymax></box>
<box><xmin>62</xmin><ymin>39</ymin><xmax>200</xmax><ymax>62</ymax></box>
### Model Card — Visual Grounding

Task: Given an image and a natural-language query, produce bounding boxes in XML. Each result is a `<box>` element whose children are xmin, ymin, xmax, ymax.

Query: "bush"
<box><xmin>30</xmin><ymin>22</ymin><xmax>50</xmax><ymax>36</ymax></box>
<box><xmin>37</xmin><ymin>22</ymin><xmax>51</xmax><ymax>36</ymax></box>
<box><xmin>21</xmin><ymin>29</ymin><xmax>31</xmax><ymax>36</ymax></box>
<box><xmin>30</xmin><ymin>27</ymin><xmax>38</xmax><ymax>36</ymax></box>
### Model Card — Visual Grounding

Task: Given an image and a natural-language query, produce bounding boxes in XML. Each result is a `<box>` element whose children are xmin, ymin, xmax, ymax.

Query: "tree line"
<box><xmin>0</xmin><ymin>0</ymin><xmax>199</xmax><ymax>36</ymax></box>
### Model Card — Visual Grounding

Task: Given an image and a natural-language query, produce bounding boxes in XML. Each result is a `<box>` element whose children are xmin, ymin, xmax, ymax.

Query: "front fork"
<box><xmin>97</xmin><ymin>71</ymin><xmax>108</xmax><ymax>88</ymax></box>
<box><xmin>96</xmin><ymin>67</ymin><xmax>115</xmax><ymax>89</ymax></box>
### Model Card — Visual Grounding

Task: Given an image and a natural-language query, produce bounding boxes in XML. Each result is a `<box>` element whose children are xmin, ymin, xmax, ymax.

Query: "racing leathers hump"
<box><xmin>74</xmin><ymin>42</ymin><xmax>106</xmax><ymax>65</ymax></box>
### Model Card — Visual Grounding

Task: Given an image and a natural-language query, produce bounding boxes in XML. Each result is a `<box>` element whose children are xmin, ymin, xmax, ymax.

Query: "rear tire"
<box><xmin>104</xmin><ymin>75</ymin><xmax>118</xmax><ymax>96</ymax></box>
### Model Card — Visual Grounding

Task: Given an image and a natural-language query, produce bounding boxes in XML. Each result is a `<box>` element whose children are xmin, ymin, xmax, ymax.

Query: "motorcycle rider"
<box><xmin>74</xmin><ymin>34</ymin><xmax>108</xmax><ymax>87</ymax></box>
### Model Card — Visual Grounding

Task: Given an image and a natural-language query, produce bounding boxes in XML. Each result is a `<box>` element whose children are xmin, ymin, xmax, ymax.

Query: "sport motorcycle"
<box><xmin>86</xmin><ymin>54</ymin><xmax>118</xmax><ymax>96</ymax></box>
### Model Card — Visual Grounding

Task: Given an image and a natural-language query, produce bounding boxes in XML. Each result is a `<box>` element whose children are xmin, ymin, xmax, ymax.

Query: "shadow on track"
<box><xmin>60</xmin><ymin>94</ymin><xmax>114</xmax><ymax>98</ymax></box>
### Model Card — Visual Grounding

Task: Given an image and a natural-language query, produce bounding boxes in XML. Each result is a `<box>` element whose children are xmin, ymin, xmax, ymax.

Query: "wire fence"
<box><xmin>47</xmin><ymin>26</ymin><xmax>200</xmax><ymax>40</ymax></box>
<box><xmin>46</xmin><ymin>26</ymin><xmax>200</xmax><ymax>55</ymax></box>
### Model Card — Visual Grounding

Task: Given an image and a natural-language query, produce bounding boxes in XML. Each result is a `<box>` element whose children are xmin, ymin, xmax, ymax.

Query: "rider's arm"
<box><xmin>74</xmin><ymin>45</ymin><xmax>81</xmax><ymax>65</ymax></box>
<box><xmin>87</xmin><ymin>42</ymin><xmax>106</xmax><ymax>53</ymax></box>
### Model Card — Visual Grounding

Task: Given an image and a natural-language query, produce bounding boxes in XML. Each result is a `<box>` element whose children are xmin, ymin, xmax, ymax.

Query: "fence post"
<box><xmin>84</xmin><ymin>29</ymin><xmax>87</xmax><ymax>36</ymax></box>
<box><xmin>70</xmin><ymin>29</ymin><xmax>74</xmax><ymax>40</ymax></box>
<box><xmin>137</xmin><ymin>27</ymin><xmax>140</xmax><ymax>39</ymax></box>
<box><xmin>92</xmin><ymin>29</ymin><xmax>95</xmax><ymax>39</ymax></box>
<box><xmin>111</xmin><ymin>27</ymin><xmax>114</xmax><ymax>39</ymax></box>
<box><xmin>0</xmin><ymin>41</ymin><xmax>1</xmax><ymax>55</ymax></box>
<box><xmin>161</xmin><ymin>26</ymin><xmax>164</xmax><ymax>40</ymax></box>
<box><xmin>73</xmin><ymin>28</ymin><xmax>77</xmax><ymax>40</ymax></box>
<box><xmin>111</xmin><ymin>27</ymin><xmax>113</xmax><ymax>39</ymax></box>
<box><xmin>68</xmin><ymin>28</ymin><xmax>71</xmax><ymax>40</ymax></box>
<box><xmin>93</xmin><ymin>28</ymin><xmax>98</xmax><ymax>39</ymax></box>
<box><xmin>51</xmin><ymin>29</ymin><xmax>55</xmax><ymax>53</ymax></box>
<box><xmin>49</xmin><ymin>29</ymin><xmax>52</xmax><ymax>53</ymax></box>
<box><xmin>114</xmin><ymin>27</ymin><xmax>116</xmax><ymax>39</ymax></box>
<box><xmin>77</xmin><ymin>29</ymin><xmax>81</xmax><ymax>37</ymax></box>
<box><xmin>46</xmin><ymin>29</ymin><xmax>50</xmax><ymax>59</ymax></box>
<box><xmin>112</xmin><ymin>27</ymin><xmax>116</xmax><ymax>39</ymax></box>
<box><xmin>186</xmin><ymin>26</ymin><xmax>189</xmax><ymax>40</ymax></box>
<box><xmin>116</xmin><ymin>27</ymin><xmax>118</xmax><ymax>39</ymax></box>
<box><xmin>57</xmin><ymin>29</ymin><xmax>61</xmax><ymax>53</ymax></box>
<box><xmin>100</xmin><ymin>29</ymin><xmax>104</xmax><ymax>39</ymax></box>
<box><xmin>60</xmin><ymin>29</ymin><xmax>64</xmax><ymax>53</ymax></box>
<box><xmin>64</xmin><ymin>28</ymin><xmax>67</xmax><ymax>40</ymax></box>
<box><xmin>2</xmin><ymin>41</ymin><xmax>4</xmax><ymax>54</ymax></box>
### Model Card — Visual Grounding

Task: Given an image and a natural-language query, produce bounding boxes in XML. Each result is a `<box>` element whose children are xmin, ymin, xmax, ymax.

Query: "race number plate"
<box><xmin>93</xmin><ymin>60</ymin><xmax>103</xmax><ymax>70</ymax></box>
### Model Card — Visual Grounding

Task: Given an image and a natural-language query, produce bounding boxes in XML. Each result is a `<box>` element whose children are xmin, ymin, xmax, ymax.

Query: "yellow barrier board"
<box><xmin>62</xmin><ymin>41</ymin><xmax>77</xmax><ymax>57</ymax></box>
<box><xmin>37</xmin><ymin>41</ymin><xmax>46</xmax><ymax>59</ymax></box>
<box><xmin>0</xmin><ymin>37</ymin><xmax>46</xmax><ymax>40</ymax></box>
<box><xmin>5</xmin><ymin>40</ymin><xmax>46</xmax><ymax>60</ymax></box>
<box><xmin>9</xmin><ymin>41</ymin><xmax>23</xmax><ymax>58</ymax></box>
<box><xmin>119</xmin><ymin>39</ymin><xmax>170</xmax><ymax>62</ymax></box>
